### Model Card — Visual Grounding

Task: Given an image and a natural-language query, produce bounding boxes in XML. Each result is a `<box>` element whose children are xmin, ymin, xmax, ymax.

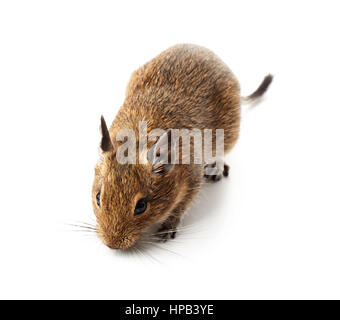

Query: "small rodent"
<box><xmin>92</xmin><ymin>44</ymin><xmax>272</xmax><ymax>250</ymax></box>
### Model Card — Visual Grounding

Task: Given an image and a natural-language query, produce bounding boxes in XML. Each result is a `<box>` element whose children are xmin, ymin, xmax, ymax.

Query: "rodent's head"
<box><xmin>92</xmin><ymin>117</ymin><xmax>179</xmax><ymax>250</ymax></box>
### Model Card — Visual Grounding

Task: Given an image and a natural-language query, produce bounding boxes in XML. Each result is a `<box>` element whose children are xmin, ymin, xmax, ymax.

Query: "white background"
<box><xmin>0</xmin><ymin>0</ymin><xmax>339</xmax><ymax>299</ymax></box>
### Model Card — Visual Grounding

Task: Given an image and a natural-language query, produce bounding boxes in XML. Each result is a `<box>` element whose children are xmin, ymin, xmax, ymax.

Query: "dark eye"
<box><xmin>96</xmin><ymin>192</ymin><xmax>101</xmax><ymax>207</ymax></box>
<box><xmin>134</xmin><ymin>198</ymin><xmax>147</xmax><ymax>216</ymax></box>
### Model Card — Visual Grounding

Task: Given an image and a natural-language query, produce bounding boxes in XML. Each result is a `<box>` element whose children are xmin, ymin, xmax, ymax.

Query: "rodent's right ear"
<box><xmin>148</xmin><ymin>129</ymin><xmax>177</xmax><ymax>175</ymax></box>
<box><xmin>100</xmin><ymin>116</ymin><xmax>114</xmax><ymax>152</ymax></box>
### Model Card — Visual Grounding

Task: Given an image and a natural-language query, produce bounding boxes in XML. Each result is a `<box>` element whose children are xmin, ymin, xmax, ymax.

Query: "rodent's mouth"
<box><xmin>103</xmin><ymin>240</ymin><xmax>135</xmax><ymax>251</ymax></box>
<box><xmin>100</xmin><ymin>234</ymin><xmax>139</xmax><ymax>251</ymax></box>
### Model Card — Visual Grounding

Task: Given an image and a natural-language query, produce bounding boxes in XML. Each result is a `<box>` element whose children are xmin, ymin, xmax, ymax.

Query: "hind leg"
<box><xmin>204</xmin><ymin>161</ymin><xmax>229</xmax><ymax>182</ymax></box>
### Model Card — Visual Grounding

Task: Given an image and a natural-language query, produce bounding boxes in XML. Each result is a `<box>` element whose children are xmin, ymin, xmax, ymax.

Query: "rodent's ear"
<box><xmin>148</xmin><ymin>129</ymin><xmax>177</xmax><ymax>175</ymax></box>
<box><xmin>100</xmin><ymin>116</ymin><xmax>114</xmax><ymax>152</ymax></box>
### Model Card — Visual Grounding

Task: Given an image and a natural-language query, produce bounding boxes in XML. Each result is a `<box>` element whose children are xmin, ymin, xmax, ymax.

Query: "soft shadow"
<box><xmin>181</xmin><ymin>178</ymin><xmax>231</xmax><ymax>229</ymax></box>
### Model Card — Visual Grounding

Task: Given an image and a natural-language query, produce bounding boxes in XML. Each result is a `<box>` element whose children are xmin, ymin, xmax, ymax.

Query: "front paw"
<box><xmin>156</xmin><ymin>225</ymin><xmax>177</xmax><ymax>242</ymax></box>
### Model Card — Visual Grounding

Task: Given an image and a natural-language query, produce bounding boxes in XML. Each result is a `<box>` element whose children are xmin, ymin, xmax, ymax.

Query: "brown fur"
<box><xmin>92</xmin><ymin>44</ymin><xmax>272</xmax><ymax>249</ymax></box>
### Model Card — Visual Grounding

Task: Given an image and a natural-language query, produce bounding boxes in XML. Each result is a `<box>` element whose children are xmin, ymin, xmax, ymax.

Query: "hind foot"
<box><xmin>204</xmin><ymin>162</ymin><xmax>229</xmax><ymax>182</ymax></box>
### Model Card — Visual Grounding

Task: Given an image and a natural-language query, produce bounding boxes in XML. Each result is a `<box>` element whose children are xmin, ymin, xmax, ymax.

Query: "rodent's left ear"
<box><xmin>100</xmin><ymin>116</ymin><xmax>114</xmax><ymax>152</ymax></box>
<box><xmin>148</xmin><ymin>129</ymin><xmax>177</xmax><ymax>175</ymax></box>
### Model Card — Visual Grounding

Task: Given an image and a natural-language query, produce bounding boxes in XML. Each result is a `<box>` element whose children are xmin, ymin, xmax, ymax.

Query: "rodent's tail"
<box><xmin>241</xmin><ymin>74</ymin><xmax>273</xmax><ymax>104</ymax></box>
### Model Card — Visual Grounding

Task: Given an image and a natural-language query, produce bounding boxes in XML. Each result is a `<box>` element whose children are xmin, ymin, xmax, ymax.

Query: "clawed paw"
<box><xmin>155</xmin><ymin>226</ymin><xmax>177</xmax><ymax>242</ymax></box>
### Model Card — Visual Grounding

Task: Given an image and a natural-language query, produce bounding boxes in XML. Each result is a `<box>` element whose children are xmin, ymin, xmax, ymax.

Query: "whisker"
<box><xmin>134</xmin><ymin>246</ymin><xmax>151</xmax><ymax>262</ymax></box>
<box><xmin>139</xmin><ymin>240</ymin><xmax>185</xmax><ymax>258</ymax></box>
<box><xmin>78</xmin><ymin>222</ymin><xmax>97</xmax><ymax>228</ymax></box>
<box><xmin>69</xmin><ymin>232</ymin><xmax>98</xmax><ymax>239</ymax></box>
<box><xmin>148</xmin><ymin>224</ymin><xmax>204</xmax><ymax>235</ymax></box>
<box><xmin>148</xmin><ymin>242</ymin><xmax>186</xmax><ymax>258</ymax></box>
<box><xmin>70</xmin><ymin>222</ymin><xmax>97</xmax><ymax>228</ymax></box>
<box><xmin>67</xmin><ymin>229</ymin><xmax>97</xmax><ymax>234</ymax></box>
<box><xmin>149</xmin><ymin>228</ymin><xmax>200</xmax><ymax>236</ymax></box>
<box><xmin>136</xmin><ymin>244</ymin><xmax>162</xmax><ymax>264</ymax></box>
<box><xmin>141</xmin><ymin>236</ymin><xmax>185</xmax><ymax>243</ymax></box>
<box><xmin>66</xmin><ymin>223</ymin><xmax>97</xmax><ymax>231</ymax></box>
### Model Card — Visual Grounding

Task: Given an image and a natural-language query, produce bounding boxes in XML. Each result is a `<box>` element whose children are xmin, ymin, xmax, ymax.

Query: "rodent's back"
<box><xmin>112</xmin><ymin>44</ymin><xmax>240</xmax><ymax>150</ymax></box>
<box><xmin>130</xmin><ymin>45</ymin><xmax>233</xmax><ymax>89</ymax></box>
